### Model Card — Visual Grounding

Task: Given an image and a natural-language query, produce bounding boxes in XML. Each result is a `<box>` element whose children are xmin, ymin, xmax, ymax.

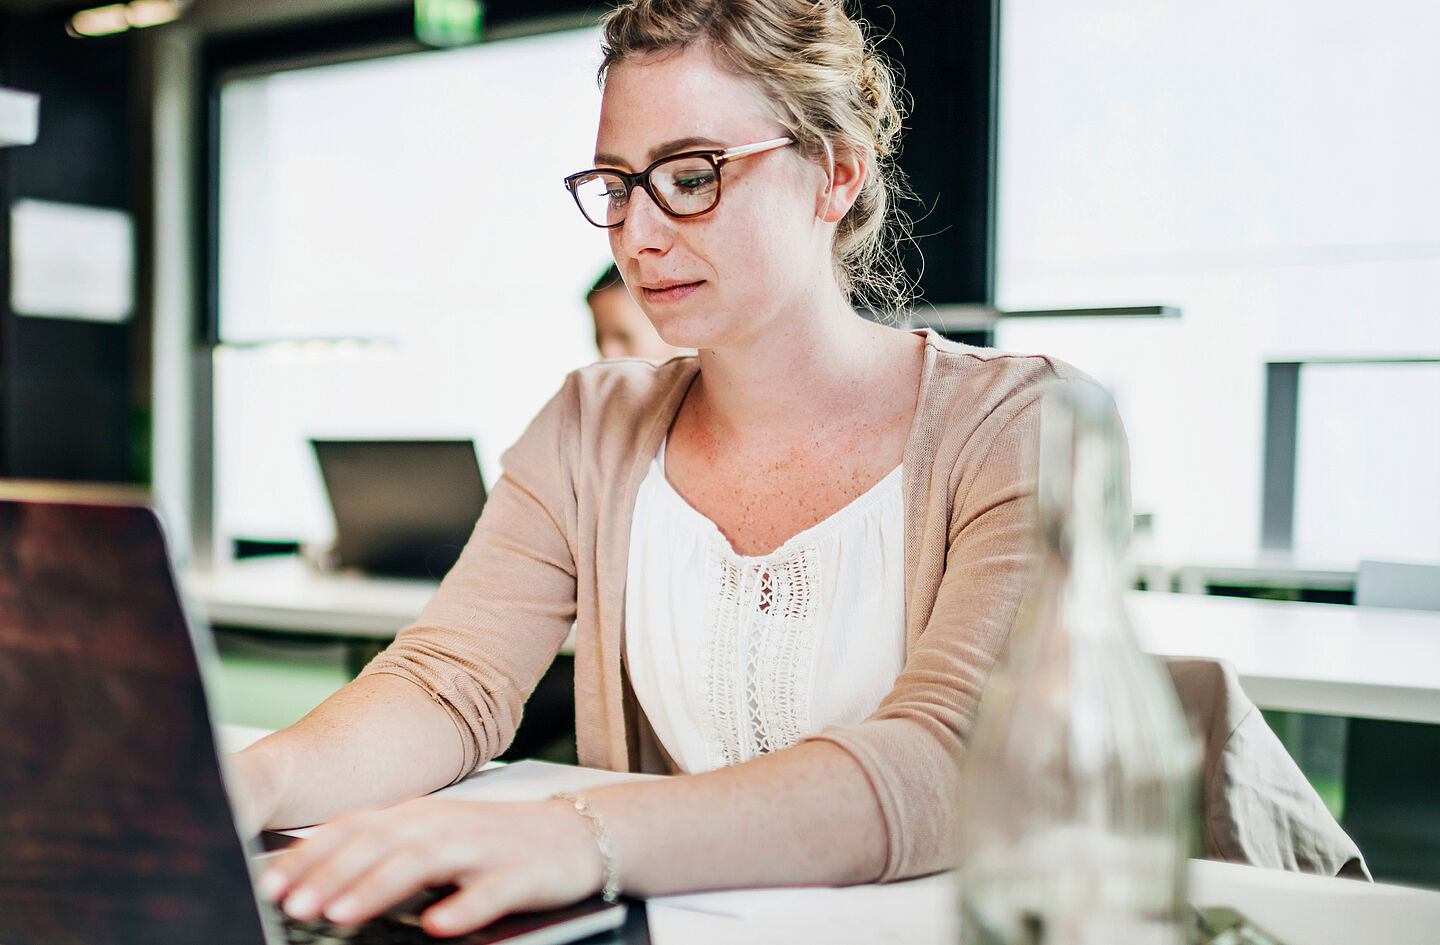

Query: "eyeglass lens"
<box><xmin>572</xmin><ymin>154</ymin><xmax>720</xmax><ymax>226</ymax></box>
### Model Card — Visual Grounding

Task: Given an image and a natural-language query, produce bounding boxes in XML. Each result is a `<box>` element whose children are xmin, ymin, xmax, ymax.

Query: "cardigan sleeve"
<box><xmin>803</xmin><ymin>385</ymin><xmax>1047</xmax><ymax>882</ymax></box>
<box><xmin>356</xmin><ymin>373</ymin><xmax>583</xmax><ymax>782</ymax></box>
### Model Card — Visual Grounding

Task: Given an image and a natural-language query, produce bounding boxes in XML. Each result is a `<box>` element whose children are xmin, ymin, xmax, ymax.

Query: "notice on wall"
<box><xmin>9</xmin><ymin>198</ymin><xmax>134</xmax><ymax>323</ymax></box>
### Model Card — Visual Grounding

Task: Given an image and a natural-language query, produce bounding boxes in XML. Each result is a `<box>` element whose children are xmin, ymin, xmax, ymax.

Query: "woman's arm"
<box><xmin>229</xmin><ymin>674</ymin><xmax>465</xmax><ymax>835</ymax></box>
<box><xmin>257</xmin><ymin>739</ymin><xmax>886</xmax><ymax>936</ymax></box>
<box><xmin>587</xmin><ymin>739</ymin><xmax>887</xmax><ymax>892</ymax></box>
<box><xmin>230</xmin><ymin>374</ymin><xmax>587</xmax><ymax>836</ymax></box>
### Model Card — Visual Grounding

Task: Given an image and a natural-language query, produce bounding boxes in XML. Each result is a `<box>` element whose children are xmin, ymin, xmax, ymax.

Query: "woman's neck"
<box><xmin>688</xmin><ymin>296</ymin><xmax>913</xmax><ymax>442</ymax></box>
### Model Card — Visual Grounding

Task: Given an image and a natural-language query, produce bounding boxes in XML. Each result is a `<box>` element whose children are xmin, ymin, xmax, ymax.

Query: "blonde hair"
<box><xmin>599</xmin><ymin>0</ymin><xmax>917</xmax><ymax>318</ymax></box>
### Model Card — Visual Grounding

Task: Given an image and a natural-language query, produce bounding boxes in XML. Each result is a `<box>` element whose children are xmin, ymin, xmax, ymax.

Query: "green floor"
<box><xmin>1261</xmin><ymin>710</ymin><xmax>1346</xmax><ymax>821</ymax></box>
<box><xmin>209</xmin><ymin>630</ymin><xmax>353</xmax><ymax>731</ymax></box>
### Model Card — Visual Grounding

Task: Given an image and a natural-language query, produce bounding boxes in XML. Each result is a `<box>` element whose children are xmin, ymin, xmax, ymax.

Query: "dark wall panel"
<box><xmin>0</xmin><ymin>14</ymin><xmax>137</xmax><ymax>482</ymax></box>
<box><xmin>868</xmin><ymin>0</ymin><xmax>996</xmax><ymax>308</ymax></box>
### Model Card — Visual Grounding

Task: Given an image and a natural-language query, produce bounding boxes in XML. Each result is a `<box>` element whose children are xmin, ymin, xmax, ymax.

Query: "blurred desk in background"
<box><xmin>186</xmin><ymin>558</ymin><xmax>1438</xmax><ymax>725</ymax></box>
<box><xmin>1133</xmin><ymin>552</ymin><xmax>1357</xmax><ymax>598</ymax></box>
<box><xmin>185</xmin><ymin>554</ymin><xmax>437</xmax><ymax>640</ymax></box>
<box><xmin>1129</xmin><ymin>590</ymin><xmax>1440</xmax><ymax>724</ymax></box>
<box><xmin>184</xmin><ymin>555</ymin><xmax>578</xmax><ymax>657</ymax></box>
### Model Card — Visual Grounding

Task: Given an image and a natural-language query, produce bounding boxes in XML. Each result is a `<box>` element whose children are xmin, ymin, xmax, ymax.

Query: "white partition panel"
<box><xmin>1294</xmin><ymin>363</ymin><xmax>1440</xmax><ymax>562</ymax></box>
<box><xmin>995</xmin><ymin>0</ymin><xmax>1440</xmax><ymax>562</ymax></box>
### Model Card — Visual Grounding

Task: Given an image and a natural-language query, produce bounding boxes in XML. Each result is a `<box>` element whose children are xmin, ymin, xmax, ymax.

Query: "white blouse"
<box><xmin>623</xmin><ymin>442</ymin><xmax>908</xmax><ymax>775</ymax></box>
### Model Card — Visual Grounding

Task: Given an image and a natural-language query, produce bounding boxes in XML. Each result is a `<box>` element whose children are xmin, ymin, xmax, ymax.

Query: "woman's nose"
<box><xmin>615</xmin><ymin>185</ymin><xmax>673</xmax><ymax>254</ymax></box>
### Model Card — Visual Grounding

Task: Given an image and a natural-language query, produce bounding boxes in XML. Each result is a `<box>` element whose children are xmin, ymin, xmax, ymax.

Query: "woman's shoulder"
<box><xmin>918</xmin><ymin>329</ymin><xmax>1096</xmax><ymax>418</ymax></box>
<box><xmin>501</xmin><ymin>355</ymin><xmax>699</xmax><ymax>489</ymax></box>
<box><xmin>560</xmin><ymin>354</ymin><xmax>700</xmax><ymax>419</ymax></box>
<box><xmin>909</xmin><ymin>330</ymin><xmax>1108</xmax><ymax>469</ymax></box>
<box><xmin>921</xmin><ymin>328</ymin><xmax>1088</xmax><ymax>385</ymax></box>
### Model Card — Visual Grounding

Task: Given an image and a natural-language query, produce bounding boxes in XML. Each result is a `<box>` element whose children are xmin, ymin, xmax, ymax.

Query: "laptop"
<box><xmin>310</xmin><ymin>439</ymin><xmax>488</xmax><ymax>579</ymax></box>
<box><xmin>0</xmin><ymin>486</ymin><xmax>629</xmax><ymax>945</ymax></box>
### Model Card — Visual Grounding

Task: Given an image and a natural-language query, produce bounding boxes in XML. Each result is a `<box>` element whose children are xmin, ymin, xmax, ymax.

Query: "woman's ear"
<box><xmin>817</xmin><ymin>148</ymin><xmax>867</xmax><ymax>224</ymax></box>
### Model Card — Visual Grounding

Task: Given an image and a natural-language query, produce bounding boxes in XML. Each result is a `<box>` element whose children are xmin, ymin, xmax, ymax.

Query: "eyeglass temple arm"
<box><xmin>715</xmin><ymin>136</ymin><xmax>794</xmax><ymax>165</ymax></box>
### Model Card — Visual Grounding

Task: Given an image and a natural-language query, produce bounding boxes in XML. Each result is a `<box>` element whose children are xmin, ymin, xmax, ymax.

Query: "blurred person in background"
<box><xmin>587</xmin><ymin>263</ymin><xmax>683</xmax><ymax>360</ymax></box>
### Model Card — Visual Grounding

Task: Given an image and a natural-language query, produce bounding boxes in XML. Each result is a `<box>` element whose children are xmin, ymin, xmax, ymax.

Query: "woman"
<box><xmin>236</xmin><ymin>0</ymin><xmax>1085</xmax><ymax>936</ymax></box>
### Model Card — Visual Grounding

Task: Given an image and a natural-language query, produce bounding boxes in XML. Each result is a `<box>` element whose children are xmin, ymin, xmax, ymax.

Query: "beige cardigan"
<box><xmin>361</xmin><ymin>330</ymin><xmax>1072</xmax><ymax>881</ymax></box>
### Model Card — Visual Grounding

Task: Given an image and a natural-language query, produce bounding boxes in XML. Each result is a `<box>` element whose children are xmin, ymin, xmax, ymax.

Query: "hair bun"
<box><xmin>859</xmin><ymin>57</ymin><xmax>883</xmax><ymax>108</ymax></box>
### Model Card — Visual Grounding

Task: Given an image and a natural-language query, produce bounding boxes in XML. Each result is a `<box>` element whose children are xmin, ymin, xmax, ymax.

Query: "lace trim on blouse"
<box><xmin>625</xmin><ymin>440</ymin><xmax>905</xmax><ymax>772</ymax></box>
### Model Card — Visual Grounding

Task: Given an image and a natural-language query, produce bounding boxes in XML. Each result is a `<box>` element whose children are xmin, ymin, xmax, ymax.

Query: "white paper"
<box><xmin>648</xmin><ymin>873</ymin><xmax>957</xmax><ymax>945</ymax></box>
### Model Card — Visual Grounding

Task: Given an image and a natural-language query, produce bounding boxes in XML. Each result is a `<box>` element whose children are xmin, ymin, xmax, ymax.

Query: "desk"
<box><xmin>1129</xmin><ymin>590</ymin><xmax>1440</xmax><ymax>725</ymax></box>
<box><xmin>185</xmin><ymin>556</ymin><xmax>438</xmax><ymax>639</ymax></box>
<box><xmin>184</xmin><ymin>556</ymin><xmax>577</xmax><ymax>665</ymax></box>
<box><xmin>1133</xmin><ymin>551</ymin><xmax>1358</xmax><ymax>595</ymax></box>
<box><xmin>191</xmin><ymin>559</ymin><xmax>1440</xmax><ymax>725</ymax></box>
<box><xmin>217</xmin><ymin>727</ymin><xmax>1440</xmax><ymax>945</ymax></box>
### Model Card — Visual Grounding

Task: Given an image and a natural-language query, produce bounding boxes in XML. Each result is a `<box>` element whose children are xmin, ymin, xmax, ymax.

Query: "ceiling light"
<box><xmin>67</xmin><ymin>0</ymin><xmax>188</xmax><ymax>37</ymax></box>
<box><xmin>126</xmin><ymin>0</ymin><xmax>183</xmax><ymax>28</ymax></box>
<box><xmin>67</xmin><ymin>4</ymin><xmax>129</xmax><ymax>37</ymax></box>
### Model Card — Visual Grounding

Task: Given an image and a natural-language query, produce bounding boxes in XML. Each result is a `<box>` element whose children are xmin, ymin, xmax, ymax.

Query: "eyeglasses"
<box><xmin>563</xmin><ymin>137</ymin><xmax>794</xmax><ymax>228</ymax></box>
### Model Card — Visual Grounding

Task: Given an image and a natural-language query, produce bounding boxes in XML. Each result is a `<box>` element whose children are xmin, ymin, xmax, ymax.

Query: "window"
<box><xmin>214</xmin><ymin>26</ymin><xmax>612</xmax><ymax>552</ymax></box>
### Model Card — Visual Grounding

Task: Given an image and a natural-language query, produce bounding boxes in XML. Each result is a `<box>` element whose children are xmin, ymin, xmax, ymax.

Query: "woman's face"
<box><xmin>596</xmin><ymin>44</ymin><xmax>835</xmax><ymax>350</ymax></box>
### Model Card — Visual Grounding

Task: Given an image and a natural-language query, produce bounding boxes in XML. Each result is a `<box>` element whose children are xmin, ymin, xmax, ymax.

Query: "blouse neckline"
<box><xmin>650</xmin><ymin>439</ymin><xmax>903</xmax><ymax>563</ymax></box>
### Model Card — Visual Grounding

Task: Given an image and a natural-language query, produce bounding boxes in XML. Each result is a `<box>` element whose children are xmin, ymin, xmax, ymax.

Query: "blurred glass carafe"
<box><xmin>955</xmin><ymin>381</ymin><xmax>1198</xmax><ymax>945</ymax></box>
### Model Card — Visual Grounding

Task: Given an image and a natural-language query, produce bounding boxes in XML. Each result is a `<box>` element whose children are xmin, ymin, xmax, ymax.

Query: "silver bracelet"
<box><xmin>552</xmin><ymin>792</ymin><xmax>621</xmax><ymax>903</ymax></box>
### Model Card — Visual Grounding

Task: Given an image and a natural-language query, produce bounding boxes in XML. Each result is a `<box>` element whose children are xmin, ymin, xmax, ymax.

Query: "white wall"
<box><xmin>994</xmin><ymin>0</ymin><xmax>1440</xmax><ymax>563</ymax></box>
<box><xmin>214</xmin><ymin>27</ymin><xmax>612</xmax><ymax>550</ymax></box>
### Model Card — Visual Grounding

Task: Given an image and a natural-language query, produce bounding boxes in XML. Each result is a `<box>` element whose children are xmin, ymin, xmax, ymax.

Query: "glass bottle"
<box><xmin>955</xmin><ymin>381</ymin><xmax>1199</xmax><ymax>945</ymax></box>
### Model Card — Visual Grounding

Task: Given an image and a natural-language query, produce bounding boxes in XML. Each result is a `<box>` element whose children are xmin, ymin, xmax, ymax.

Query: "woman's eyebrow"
<box><xmin>594</xmin><ymin>136</ymin><xmax>725</xmax><ymax>169</ymax></box>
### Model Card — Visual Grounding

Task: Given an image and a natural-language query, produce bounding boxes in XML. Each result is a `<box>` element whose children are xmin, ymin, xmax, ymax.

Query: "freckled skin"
<box><xmin>666</xmin><ymin>375</ymin><xmax>917</xmax><ymax>556</ymax></box>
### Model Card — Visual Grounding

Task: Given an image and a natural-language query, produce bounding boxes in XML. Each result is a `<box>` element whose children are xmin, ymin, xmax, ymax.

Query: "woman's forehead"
<box><xmin>595</xmin><ymin>45</ymin><xmax>780</xmax><ymax>164</ymax></box>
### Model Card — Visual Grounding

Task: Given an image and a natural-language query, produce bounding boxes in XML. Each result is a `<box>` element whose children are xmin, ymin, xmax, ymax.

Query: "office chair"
<box><xmin>1341</xmin><ymin>559</ymin><xmax>1440</xmax><ymax>886</ymax></box>
<box><xmin>1164</xmin><ymin>657</ymin><xmax>1368</xmax><ymax>879</ymax></box>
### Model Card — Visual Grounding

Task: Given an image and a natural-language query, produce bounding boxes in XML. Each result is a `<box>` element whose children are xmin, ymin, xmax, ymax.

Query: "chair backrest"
<box><xmin>1163</xmin><ymin>657</ymin><xmax>1369</xmax><ymax>879</ymax></box>
<box><xmin>1355</xmin><ymin>560</ymin><xmax>1440</xmax><ymax>611</ymax></box>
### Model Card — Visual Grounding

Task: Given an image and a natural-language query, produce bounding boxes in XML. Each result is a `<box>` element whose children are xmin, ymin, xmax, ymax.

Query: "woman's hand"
<box><xmin>257</xmin><ymin>797</ymin><xmax>606</xmax><ymax>937</ymax></box>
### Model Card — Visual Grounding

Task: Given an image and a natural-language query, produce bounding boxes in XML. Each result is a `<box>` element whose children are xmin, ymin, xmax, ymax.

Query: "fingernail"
<box><xmin>283</xmin><ymin>887</ymin><xmax>320</xmax><ymax>919</ymax></box>
<box><xmin>257</xmin><ymin>869</ymin><xmax>287</xmax><ymax>901</ymax></box>
<box><xmin>326</xmin><ymin>896</ymin><xmax>360</xmax><ymax>923</ymax></box>
<box><xmin>427</xmin><ymin>909</ymin><xmax>456</xmax><ymax>934</ymax></box>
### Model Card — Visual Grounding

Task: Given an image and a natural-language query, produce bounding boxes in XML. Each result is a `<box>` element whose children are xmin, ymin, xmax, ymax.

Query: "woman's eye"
<box><xmin>672</xmin><ymin>171</ymin><xmax>717</xmax><ymax>193</ymax></box>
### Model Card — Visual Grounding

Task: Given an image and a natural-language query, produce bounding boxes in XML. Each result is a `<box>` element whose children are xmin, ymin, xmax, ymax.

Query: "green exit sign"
<box><xmin>415</xmin><ymin>0</ymin><xmax>484</xmax><ymax>47</ymax></box>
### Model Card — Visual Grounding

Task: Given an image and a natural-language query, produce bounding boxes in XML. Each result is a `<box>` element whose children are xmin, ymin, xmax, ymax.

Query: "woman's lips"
<box><xmin>641</xmin><ymin>281</ymin><xmax>702</xmax><ymax>304</ymax></box>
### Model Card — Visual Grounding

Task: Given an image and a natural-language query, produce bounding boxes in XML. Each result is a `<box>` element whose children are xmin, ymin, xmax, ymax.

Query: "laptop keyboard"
<box><xmin>282</xmin><ymin>911</ymin><xmax>437</xmax><ymax>945</ymax></box>
<box><xmin>273</xmin><ymin>889</ymin><xmax>448</xmax><ymax>945</ymax></box>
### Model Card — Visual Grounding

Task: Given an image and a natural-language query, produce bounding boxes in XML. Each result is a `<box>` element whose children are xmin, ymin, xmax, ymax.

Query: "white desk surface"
<box><xmin>646</xmin><ymin>862</ymin><xmax>1440</xmax><ymax>945</ymax></box>
<box><xmin>1129</xmin><ymin>590</ymin><xmax>1440</xmax><ymax>724</ymax></box>
<box><xmin>189</xmin><ymin>558</ymin><xmax>1440</xmax><ymax>724</ymax></box>
<box><xmin>185</xmin><ymin>556</ymin><xmax>437</xmax><ymax>638</ymax></box>
<box><xmin>217</xmin><ymin>727</ymin><xmax>1440</xmax><ymax>945</ymax></box>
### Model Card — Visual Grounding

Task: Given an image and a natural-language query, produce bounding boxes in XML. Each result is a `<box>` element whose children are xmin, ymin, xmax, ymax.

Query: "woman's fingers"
<box><xmin>256</xmin><ymin>798</ymin><xmax>604</xmax><ymax>933</ymax></box>
<box><xmin>320</xmin><ymin>835</ymin><xmax>475</xmax><ymax>924</ymax></box>
<box><xmin>264</xmin><ymin>809</ymin><xmax>426</xmax><ymax>917</ymax></box>
<box><xmin>420</xmin><ymin>869</ymin><xmax>539</xmax><ymax>938</ymax></box>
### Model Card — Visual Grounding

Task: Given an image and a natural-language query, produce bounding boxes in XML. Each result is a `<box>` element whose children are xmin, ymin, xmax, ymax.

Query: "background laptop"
<box><xmin>310</xmin><ymin>439</ymin><xmax>487</xmax><ymax>579</ymax></box>
<box><xmin>0</xmin><ymin>487</ymin><xmax>628</xmax><ymax>945</ymax></box>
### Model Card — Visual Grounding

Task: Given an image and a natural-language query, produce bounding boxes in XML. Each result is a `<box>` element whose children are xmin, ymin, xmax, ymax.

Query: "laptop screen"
<box><xmin>310</xmin><ymin>439</ymin><xmax>487</xmax><ymax>579</ymax></box>
<box><xmin>0</xmin><ymin>496</ymin><xmax>269</xmax><ymax>945</ymax></box>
